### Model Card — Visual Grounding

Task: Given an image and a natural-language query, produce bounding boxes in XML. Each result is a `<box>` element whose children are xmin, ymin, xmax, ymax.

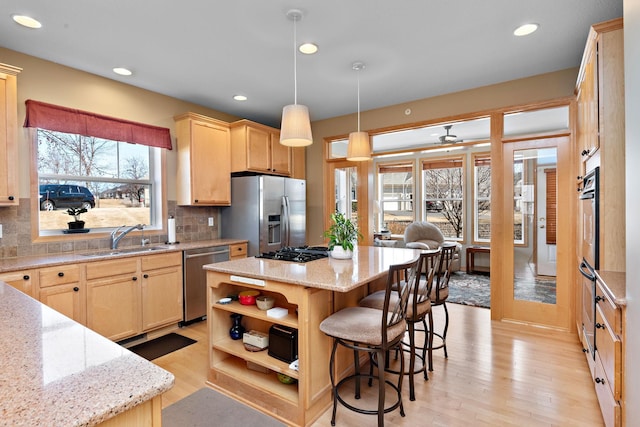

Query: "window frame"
<box><xmin>376</xmin><ymin>160</ymin><xmax>416</xmax><ymax>236</ymax></box>
<box><xmin>30</xmin><ymin>128</ymin><xmax>166</xmax><ymax>241</ymax></box>
<box><xmin>472</xmin><ymin>152</ymin><xmax>491</xmax><ymax>244</ymax></box>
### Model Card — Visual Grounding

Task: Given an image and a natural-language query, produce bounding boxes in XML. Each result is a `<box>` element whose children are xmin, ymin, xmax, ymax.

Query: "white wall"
<box><xmin>623</xmin><ymin>1</ymin><xmax>639</xmax><ymax>423</ymax></box>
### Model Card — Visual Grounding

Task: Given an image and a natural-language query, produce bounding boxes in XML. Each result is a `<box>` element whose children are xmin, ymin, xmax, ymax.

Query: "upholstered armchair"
<box><xmin>403</xmin><ymin>221</ymin><xmax>461</xmax><ymax>272</ymax></box>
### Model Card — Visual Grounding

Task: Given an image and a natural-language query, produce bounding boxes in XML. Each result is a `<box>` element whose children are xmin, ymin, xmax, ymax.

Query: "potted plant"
<box><xmin>324</xmin><ymin>211</ymin><xmax>362</xmax><ymax>259</ymax></box>
<box><xmin>66</xmin><ymin>207</ymin><xmax>88</xmax><ymax>230</ymax></box>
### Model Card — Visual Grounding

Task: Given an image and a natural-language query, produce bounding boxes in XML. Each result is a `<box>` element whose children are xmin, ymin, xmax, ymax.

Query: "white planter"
<box><xmin>331</xmin><ymin>246</ymin><xmax>353</xmax><ymax>260</ymax></box>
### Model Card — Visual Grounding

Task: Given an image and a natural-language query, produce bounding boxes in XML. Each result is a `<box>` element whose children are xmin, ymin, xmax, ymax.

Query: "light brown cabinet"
<box><xmin>0</xmin><ymin>270</ymin><xmax>35</xmax><ymax>298</ymax></box>
<box><xmin>229</xmin><ymin>242</ymin><xmax>248</xmax><ymax>260</ymax></box>
<box><xmin>0</xmin><ymin>63</ymin><xmax>21</xmax><ymax>206</ymax></box>
<box><xmin>575</xmin><ymin>18</ymin><xmax>625</xmax><ymax>272</ymax></box>
<box><xmin>594</xmin><ymin>275</ymin><xmax>624</xmax><ymax>427</ymax></box>
<box><xmin>38</xmin><ymin>264</ymin><xmax>85</xmax><ymax>324</ymax></box>
<box><xmin>230</xmin><ymin>120</ymin><xmax>292</xmax><ymax>176</ymax></box>
<box><xmin>175</xmin><ymin>112</ymin><xmax>231</xmax><ymax>206</ymax></box>
<box><xmin>86</xmin><ymin>252</ymin><xmax>182</xmax><ymax>341</ymax></box>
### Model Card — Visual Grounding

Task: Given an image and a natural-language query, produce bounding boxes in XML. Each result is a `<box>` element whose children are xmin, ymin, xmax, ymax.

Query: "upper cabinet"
<box><xmin>230</xmin><ymin>120</ymin><xmax>292</xmax><ymax>176</ymax></box>
<box><xmin>0</xmin><ymin>63</ymin><xmax>21</xmax><ymax>206</ymax></box>
<box><xmin>576</xmin><ymin>18</ymin><xmax>625</xmax><ymax>272</ymax></box>
<box><xmin>174</xmin><ymin>112</ymin><xmax>231</xmax><ymax>206</ymax></box>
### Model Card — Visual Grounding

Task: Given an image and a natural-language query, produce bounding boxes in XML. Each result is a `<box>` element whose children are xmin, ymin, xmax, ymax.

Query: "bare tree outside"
<box><xmin>123</xmin><ymin>156</ymin><xmax>149</xmax><ymax>205</ymax></box>
<box><xmin>424</xmin><ymin>167</ymin><xmax>464</xmax><ymax>238</ymax></box>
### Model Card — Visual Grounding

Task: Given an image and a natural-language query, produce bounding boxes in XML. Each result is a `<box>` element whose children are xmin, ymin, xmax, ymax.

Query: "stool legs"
<box><xmin>428</xmin><ymin>302</ymin><xmax>449</xmax><ymax>372</ymax></box>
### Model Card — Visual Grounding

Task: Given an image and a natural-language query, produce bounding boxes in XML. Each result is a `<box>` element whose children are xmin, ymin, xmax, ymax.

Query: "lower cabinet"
<box><xmin>0</xmin><ymin>270</ymin><xmax>35</xmax><ymax>298</ymax></box>
<box><xmin>86</xmin><ymin>252</ymin><xmax>183</xmax><ymax>341</ymax></box>
<box><xmin>38</xmin><ymin>265</ymin><xmax>84</xmax><ymax>324</ymax></box>
<box><xmin>141</xmin><ymin>253</ymin><xmax>183</xmax><ymax>331</ymax></box>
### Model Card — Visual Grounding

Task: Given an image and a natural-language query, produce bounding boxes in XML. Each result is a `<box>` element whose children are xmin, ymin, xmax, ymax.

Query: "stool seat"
<box><xmin>320</xmin><ymin>307</ymin><xmax>407</xmax><ymax>345</ymax></box>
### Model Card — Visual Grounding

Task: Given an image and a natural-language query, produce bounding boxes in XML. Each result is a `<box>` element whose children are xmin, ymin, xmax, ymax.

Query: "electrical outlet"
<box><xmin>208</xmin><ymin>217</ymin><xmax>214</xmax><ymax>227</ymax></box>
<box><xmin>0</xmin><ymin>224</ymin><xmax>2</xmax><ymax>238</ymax></box>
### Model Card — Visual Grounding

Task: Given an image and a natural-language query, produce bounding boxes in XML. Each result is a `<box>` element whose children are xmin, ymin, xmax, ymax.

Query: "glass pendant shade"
<box><xmin>280</xmin><ymin>104</ymin><xmax>313</xmax><ymax>147</ymax></box>
<box><xmin>347</xmin><ymin>131</ymin><xmax>371</xmax><ymax>161</ymax></box>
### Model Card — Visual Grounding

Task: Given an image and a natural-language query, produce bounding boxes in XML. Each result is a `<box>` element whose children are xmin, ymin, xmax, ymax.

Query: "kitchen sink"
<box><xmin>80</xmin><ymin>247</ymin><xmax>166</xmax><ymax>257</ymax></box>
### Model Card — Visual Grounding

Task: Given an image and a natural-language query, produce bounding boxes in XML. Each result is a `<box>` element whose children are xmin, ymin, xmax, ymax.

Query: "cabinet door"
<box><xmin>0</xmin><ymin>270</ymin><xmax>35</xmax><ymax>297</ymax></box>
<box><xmin>87</xmin><ymin>274</ymin><xmax>140</xmax><ymax>341</ymax></box>
<box><xmin>270</xmin><ymin>131</ymin><xmax>291</xmax><ymax>176</ymax></box>
<box><xmin>141</xmin><ymin>266</ymin><xmax>183</xmax><ymax>331</ymax></box>
<box><xmin>190</xmin><ymin>120</ymin><xmax>231</xmax><ymax>205</ymax></box>
<box><xmin>246</xmin><ymin>126</ymin><xmax>271</xmax><ymax>172</ymax></box>
<box><xmin>0</xmin><ymin>67</ymin><xmax>19</xmax><ymax>206</ymax></box>
<box><xmin>291</xmin><ymin>147</ymin><xmax>306</xmax><ymax>179</ymax></box>
<box><xmin>39</xmin><ymin>283</ymin><xmax>85</xmax><ymax>324</ymax></box>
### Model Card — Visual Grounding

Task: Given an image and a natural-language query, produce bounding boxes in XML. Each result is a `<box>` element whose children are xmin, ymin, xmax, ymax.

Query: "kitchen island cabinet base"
<box><xmin>207</xmin><ymin>270</ymin><xmax>332</xmax><ymax>427</ymax></box>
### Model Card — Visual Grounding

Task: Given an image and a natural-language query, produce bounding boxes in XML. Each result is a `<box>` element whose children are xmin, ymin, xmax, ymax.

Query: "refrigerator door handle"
<box><xmin>282</xmin><ymin>195</ymin><xmax>290</xmax><ymax>246</ymax></box>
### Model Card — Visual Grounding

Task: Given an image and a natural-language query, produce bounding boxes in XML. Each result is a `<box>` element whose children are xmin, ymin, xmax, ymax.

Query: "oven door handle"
<box><xmin>579</xmin><ymin>260</ymin><xmax>595</xmax><ymax>281</ymax></box>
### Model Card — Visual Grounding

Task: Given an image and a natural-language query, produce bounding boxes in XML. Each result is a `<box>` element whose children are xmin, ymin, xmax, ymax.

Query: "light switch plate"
<box><xmin>208</xmin><ymin>217</ymin><xmax>214</xmax><ymax>226</ymax></box>
<box><xmin>0</xmin><ymin>224</ymin><xmax>3</xmax><ymax>238</ymax></box>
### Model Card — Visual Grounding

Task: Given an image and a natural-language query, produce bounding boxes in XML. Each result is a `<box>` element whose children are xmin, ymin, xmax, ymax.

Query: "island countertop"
<box><xmin>203</xmin><ymin>245</ymin><xmax>422</xmax><ymax>293</ymax></box>
<box><xmin>0</xmin><ymin>283</ymin><xmax>174</xmax><ymax>427</ymax></box>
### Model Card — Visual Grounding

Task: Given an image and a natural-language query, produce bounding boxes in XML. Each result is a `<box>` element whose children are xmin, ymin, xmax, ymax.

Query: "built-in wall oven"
<box><xmin>578</xmin><ymin>167</ymin><xmax>599</xmax><ymax>360</ymax></box>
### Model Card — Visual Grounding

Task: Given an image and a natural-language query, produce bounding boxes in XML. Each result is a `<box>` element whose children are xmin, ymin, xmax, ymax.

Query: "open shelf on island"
<box><xmin>212</xmin><ymin>337</ymin><xmax>298</xmax><ymax>379</ymax></box>
<box><xmin>213</xmin><ymin>300</ymin><xmax>298</xmax><ymax>329</ymax></box>
<box><xmin>212</xmin><ymin>355</ymin><xmax>299</xmax><ymax>404</ymax></box>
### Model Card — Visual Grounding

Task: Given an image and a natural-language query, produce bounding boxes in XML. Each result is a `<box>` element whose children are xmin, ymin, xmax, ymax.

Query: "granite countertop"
<box><xmin>0</xmin><ymin>283</ymin><xmax>174</xmax><ymax>426</ymax></box>
<box><xmin>595</xmin><ymin>270</ymin><xmax>626</xmax><ymax>306</ymax></box>
<box><xmin>204</xmin><ymin>245</ymin><xmax>423</xmax><ymax>293</ymax></box>
<box><xmin>0</xmin><ymin>239</ymin><xmax>247</xmax><ymax>273</ymax></box>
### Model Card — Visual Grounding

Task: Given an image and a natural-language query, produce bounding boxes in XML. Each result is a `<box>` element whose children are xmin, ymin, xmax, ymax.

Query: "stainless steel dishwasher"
<box><xmin>183</xmin><ymin>246</ymin><xmax>229</xmax><ymax>324</ymax></box>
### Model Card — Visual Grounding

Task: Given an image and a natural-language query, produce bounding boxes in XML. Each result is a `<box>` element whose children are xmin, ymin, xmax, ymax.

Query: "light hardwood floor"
<box><xmin>153</xmin><ymin>303</ymin><xmax>604</xmax><ymax>426</ymax></box>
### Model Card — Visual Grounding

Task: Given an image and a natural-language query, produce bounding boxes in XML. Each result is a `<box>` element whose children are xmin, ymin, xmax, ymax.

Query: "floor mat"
<box><xmin>127</xmin><ymin>333</ymin><xmax>196</xmax><ymax>361</ymax></box>
<box><xmin>162</xmin><ymin>387</ymin><xmax>286</xmax><ymax>427</ymax></box>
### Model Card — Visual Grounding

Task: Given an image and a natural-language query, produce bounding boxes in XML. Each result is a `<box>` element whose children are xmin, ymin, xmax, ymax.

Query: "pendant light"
<box><xmin>280</xmin><ymin>9</ymin><xmax>313</xmax><ymax>147</ymax></box>
<box><xmin>347</xmin><ymin>62</ymin><xmax>371</xmax><ymax>161</ymax></box>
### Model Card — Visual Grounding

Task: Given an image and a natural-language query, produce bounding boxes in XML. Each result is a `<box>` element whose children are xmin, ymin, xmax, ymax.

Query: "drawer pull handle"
<box><xmin>143</xmin><ymin>274</ymin><xmax>149</xmax><ymax>279</ymax></box>
<box><xmin>132</xmin><ymin>276</ymin><xmax>138</xmax><ymax>281</ymax></box>
<box><xmin>595</xmin><ymin>322</ymin><xmax>606</xmax><ymax>330</ymax></box>
<box><xmin>595</xmin><ymin>295</ymin><xmax>605</xmax><ymax>303</ymax></box>
<box><xmin>595</xmin><ymin>377</ymin><xmax>605</xmax><ymax>384</ymax></box>
<box><xmin>8</xmin><ymin>196</ymin><xmax>14</xmax><ymax>201</ymax></box>
<box><xmin>73</xmin><ymin>287</ymin><xmax>79</xmax><ymax>292</ymax></box>
<box><xmin>23</xmin><ymin>275</ymin><xmax>30</xmax><ymax>280</ymax></box>
<box><xmin>58</xmin><ymin>272</ymin><xmax>64</xmax><ymax>277</ymax></box>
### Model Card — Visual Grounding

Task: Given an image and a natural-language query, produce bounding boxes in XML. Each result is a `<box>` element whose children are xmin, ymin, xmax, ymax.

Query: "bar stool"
<box><xmin>359</xmin><ymin>249</ymin><xmax>440</xmax><ymax>401</ymax></box>
<box><xmin>426</xmin><ymin>242</ymin><xmax>456</xmax><ymax>371</ymax></box>
<box><xmin>319</xmin><ymin>256</ymin><xmax>420</xmax><ymax>427</ymax></box>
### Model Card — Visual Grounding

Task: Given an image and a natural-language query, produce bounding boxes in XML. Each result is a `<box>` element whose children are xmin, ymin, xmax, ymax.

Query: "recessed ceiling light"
<box><xmin>12</xmin><ymin>14</ymin><xmax>42</xmax><ymax>29</ymax></box>
<box><xmin>113</xmin><ymin>67</ymin><xmax>132</xmax><ymax>76</ymax></box>
<box><xmin>299</xmin><ymin>43</ymin><xmax>318</xmax><ymax>55</ymax></box>
<box><xmin>233</xmin><ymin>95</ymin><xmax>248</xmax><ymax>101</ymax></box>
<box><xmin>514</xmin><ymin>23</ymin><xmax>539</xmax><ymax>36</ymax></box>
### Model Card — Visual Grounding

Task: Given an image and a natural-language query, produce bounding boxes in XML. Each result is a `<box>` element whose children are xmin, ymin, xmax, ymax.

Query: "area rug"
<box><xmin>447</xmin><ymin>271</ymin><xmax>491</xmax><ymax>308</ymax></box>
<box><xmin>446</xmin><ymin>272</ymin><xmax>557</xmax><ymax>308</ymax></box>
<box><xmin>162</xmin><ymin>387</ymin><xmax>286</xmax><ymax>427</ymax></box>
<box><xmin>127</xmin><ymin>333</ymin><xmax>196</xmax><ymax>361</ymax></box>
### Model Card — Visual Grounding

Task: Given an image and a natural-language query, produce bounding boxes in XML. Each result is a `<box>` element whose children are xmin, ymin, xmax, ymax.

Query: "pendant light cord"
<box><xmin>293</xmin><ymin>16</ymin><xmax>298</xmax><ymax>105</ymax></box>
<box><xmin>357</xmin><ymin>69</ymin><xmax>361</xmax><ymax>132</ymax></box>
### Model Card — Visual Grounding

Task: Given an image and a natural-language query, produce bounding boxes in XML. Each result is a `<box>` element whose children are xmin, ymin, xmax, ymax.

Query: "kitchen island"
<box><xmin>0</xmin><ymin>282</ymin><xmax>174</xmax><ymax>427</ymax></box>
<box><xmin>204</xmin><ymin>245</ymin><xmax>421</xmax><ymax>427</ymax></box>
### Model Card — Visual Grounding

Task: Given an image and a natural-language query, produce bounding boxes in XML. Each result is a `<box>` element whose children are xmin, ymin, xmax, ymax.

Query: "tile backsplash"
<box><xmin>0</xmin><ymin>199</ymin><xmax>221</xmax><ymax>258</ymax></box>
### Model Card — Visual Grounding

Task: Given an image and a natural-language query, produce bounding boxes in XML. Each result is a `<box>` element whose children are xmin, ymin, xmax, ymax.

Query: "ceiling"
<box><xmin>0</xmin><ymin>1</ymin><xmax>623</xmax><ymax>129</ymax></box>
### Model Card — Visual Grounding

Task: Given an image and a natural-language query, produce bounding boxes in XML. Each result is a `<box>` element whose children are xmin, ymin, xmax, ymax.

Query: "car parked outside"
<box><xmin>39</xmin><ymin>184</ymin><xmax>96</xmax><ymax>211</ymax></box>
<box><xmin>425</xmin><ymin>200</ymin><xmax>444</xmax><ymax>212</ymax></box>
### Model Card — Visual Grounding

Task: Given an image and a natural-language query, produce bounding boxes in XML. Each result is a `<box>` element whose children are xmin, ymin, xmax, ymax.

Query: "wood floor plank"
<box><xmin>152</xmin><ymin>303</ymin><xmax>604</xmax><ymax>426</ymax></box>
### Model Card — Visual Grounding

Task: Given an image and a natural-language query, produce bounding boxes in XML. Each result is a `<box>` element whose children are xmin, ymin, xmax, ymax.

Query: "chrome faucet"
<box><xmin>110</xmin><ymin>224</ymin><xmax>144</xmax><ymax>249</ymax></box>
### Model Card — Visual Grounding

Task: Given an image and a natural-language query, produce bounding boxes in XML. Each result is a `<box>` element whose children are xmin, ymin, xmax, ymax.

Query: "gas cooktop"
<box><xmin>256</xmin><ymin>246</ymin><xmax>329</xmax><ymax>263</ymax></box>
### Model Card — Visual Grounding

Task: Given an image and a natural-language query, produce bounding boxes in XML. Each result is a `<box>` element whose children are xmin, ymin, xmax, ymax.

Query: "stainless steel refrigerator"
<box><xmin>221</xmin><ymin>176</ymin><xmax>306</xmax><ymax>257</ymax></box>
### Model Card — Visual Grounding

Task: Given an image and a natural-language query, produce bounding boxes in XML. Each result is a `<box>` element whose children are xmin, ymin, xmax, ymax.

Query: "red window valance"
<box><xmin>23</xmin><ymin>99</ymin><xmax>172</xmax><ymax>150</ymax></box>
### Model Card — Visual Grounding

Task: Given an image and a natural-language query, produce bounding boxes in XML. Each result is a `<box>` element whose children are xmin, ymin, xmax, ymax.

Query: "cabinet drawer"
<box><xmin>596</xmin><ymin>281</ymin><xmax>621</xmax><ymax>335</ymax></box>
<box><xmin>230</xmin><ymin>243</ymin><xmax>247</xmax><ymax>259</ymax></box>
<box><xmin>141</xmin><ymin>252</ymin><xmax>181</xmax><ymax>270</ymax></box>
<box><xmin>594</xmin><ymin>353</ymin><xmax>621</xmax><ymax>427</ymax></box>
<box><xmin>86</xmin><ymin>258</ymin><xmax>138</xmax><ymax>280</ymax></box>
<box><xmin>39</xmin><ymin>265</ymin><xmax>81</xmax><ymax>287</ymax></box>
<box><xmin>595</xmin><ymin>304</ymin><xmax>621</xmax><ymax>400</ymax></box>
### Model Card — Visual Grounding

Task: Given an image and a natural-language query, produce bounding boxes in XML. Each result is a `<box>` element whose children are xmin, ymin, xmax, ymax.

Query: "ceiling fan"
<box><xmin>438</xmin><ymin>125</ymin><xmax>463</xmax><ymax>143</ymax></box>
